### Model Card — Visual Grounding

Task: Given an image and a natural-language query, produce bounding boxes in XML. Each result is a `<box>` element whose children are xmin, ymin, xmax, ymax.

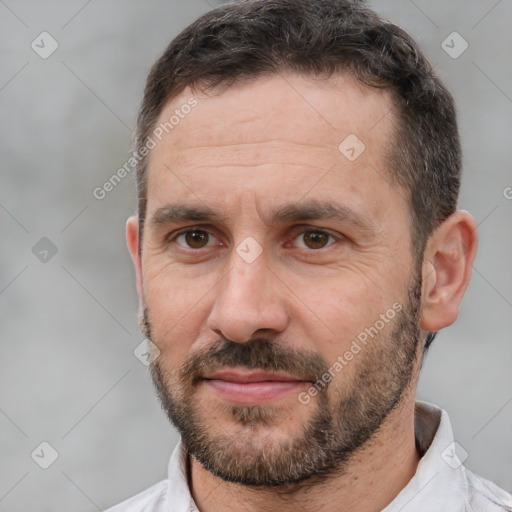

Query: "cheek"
<box><xmin>143</xmin><ymin>257</ymin><xmax>218</xmax><ymax>313</ymax></box>
<box><xmin>294</xmin><ymin>273</ymin><xmax>389</xmax><ymax>361</ymax></box>
<box><xmin>142</xmin><ymin>262</ymin><xmax>216</xmax><ymax>359</ymax></box>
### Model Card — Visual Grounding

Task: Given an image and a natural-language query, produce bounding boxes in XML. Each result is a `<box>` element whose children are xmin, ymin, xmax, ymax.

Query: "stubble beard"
<box><xmin>144</xmin><ymin>275</ymin><xmax>422</xmax><ymax>489</ymax></box>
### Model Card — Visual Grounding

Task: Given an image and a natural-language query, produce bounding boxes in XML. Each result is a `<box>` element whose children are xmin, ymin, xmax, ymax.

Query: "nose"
<box><xmin>206</xmin><ymin>249</ymin><xmax>290</xmax><ymax>343</ymax></box>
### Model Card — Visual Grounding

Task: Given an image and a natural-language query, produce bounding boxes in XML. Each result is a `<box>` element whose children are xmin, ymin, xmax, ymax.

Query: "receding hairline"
<box><xmin>147</xmin><ymin>68</ymin><xmax>396</xmax><ymax>139</ymax></box>
<box><xmin>143</xmin><ymin>69</ymin><xmax>404</xmax><ymax>193</ymax></box>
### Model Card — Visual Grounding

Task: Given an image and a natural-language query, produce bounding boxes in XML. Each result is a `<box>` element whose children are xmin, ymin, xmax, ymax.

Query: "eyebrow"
<box><xmin>150</xmin><ymin>204</ymin><xmax>221</xmax><ymax>226</ymax></box>
<box><xmin>149</xmin><ymin>200</ymin><xmax>374</xmax><ymax>233</ymax></box>
<box><xmin>267</xmin><ymin>200</ymin><xmax>373</xmax><ymax>232</ymax></box>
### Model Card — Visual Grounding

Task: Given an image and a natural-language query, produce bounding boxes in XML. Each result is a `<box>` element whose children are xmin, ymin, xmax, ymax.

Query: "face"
<box><xmin>133</xmin><ymin>73</ymin><xmax>423</xmax><ymax>487</ymax></box>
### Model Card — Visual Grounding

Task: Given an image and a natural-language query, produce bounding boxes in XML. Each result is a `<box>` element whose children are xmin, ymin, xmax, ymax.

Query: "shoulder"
<box><xmin>103</xmin><ymin>479</ymin><xmax>168</xmax><ymax>512</ymax></box>
<box><xmin>466</xmin><ymin>469</ymin><xmax>512</xmax><ymax>511</ymax></box>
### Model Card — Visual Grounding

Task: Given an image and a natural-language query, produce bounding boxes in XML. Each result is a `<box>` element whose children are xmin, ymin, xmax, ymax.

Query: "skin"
<box><xmin>126</xmin><ymin>72</ymin><xmax>478</xmax><ymax>512</ymax></box>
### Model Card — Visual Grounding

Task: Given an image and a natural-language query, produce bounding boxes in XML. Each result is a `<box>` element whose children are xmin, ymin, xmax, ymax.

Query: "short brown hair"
<box><xmin>135</xmin><ymin>0</ymin><xmax>461</xmax><ymax>268</ymax></box>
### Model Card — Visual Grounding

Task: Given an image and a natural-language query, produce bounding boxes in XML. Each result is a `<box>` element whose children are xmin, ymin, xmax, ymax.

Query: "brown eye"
<box><xmin>301</xmin><ymin>230</ymin><xmax>331</xmax><ymax>249</ymax></box>
<box><xmin>177</xmin><ymin>230</ymin><xmax>211</xmax><ymax>249</ymax></box>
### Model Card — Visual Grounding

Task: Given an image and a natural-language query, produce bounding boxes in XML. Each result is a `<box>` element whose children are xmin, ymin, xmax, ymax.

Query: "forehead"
<box><xmin>145</xmin><ymin>72</ymin><xmax>406</xmax><ymax>225</ymax></box>
<box><xmin>152</xmin><ymin>72</ymin><xmax>394</xmax><ymax>155</ymax></box>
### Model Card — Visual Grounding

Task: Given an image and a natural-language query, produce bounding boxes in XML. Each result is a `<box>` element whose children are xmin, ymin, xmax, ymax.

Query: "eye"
<box><xmin>293</xmin><ymin>229</ymin><xmax>337</xmax><ymax>250</ymax></box>
<box><xmin>173</xmin><ymin>229</ymin><xmax>218</xmax><ymax>249</ymax></box>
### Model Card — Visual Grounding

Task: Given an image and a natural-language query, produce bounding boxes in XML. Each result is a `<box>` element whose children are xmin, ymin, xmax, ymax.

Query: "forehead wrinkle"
<box><xmin>167</xmin><ymin>139</ymin><xmax>337</xmax><ymax>171</ymax></box>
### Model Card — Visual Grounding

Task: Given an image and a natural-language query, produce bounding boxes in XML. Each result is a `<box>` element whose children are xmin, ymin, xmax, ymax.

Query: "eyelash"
<box><xmin>168</xmin><ymin>226</ymin><xmax>343</xmax><ymax>251</ymax></box>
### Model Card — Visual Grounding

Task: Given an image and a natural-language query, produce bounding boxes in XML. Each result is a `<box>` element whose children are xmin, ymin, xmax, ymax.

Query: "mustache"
<box><xmin>179</xmin><ymin>338</ymin><xmax>330</xmax><ymax>387</ymax></box>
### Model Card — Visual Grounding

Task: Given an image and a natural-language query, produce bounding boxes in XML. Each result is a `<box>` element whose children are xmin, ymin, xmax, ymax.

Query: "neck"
<box><xmin>188</xmin><ymin>395</ymin><xmax>421</xmax><ymax>512</ymax></box>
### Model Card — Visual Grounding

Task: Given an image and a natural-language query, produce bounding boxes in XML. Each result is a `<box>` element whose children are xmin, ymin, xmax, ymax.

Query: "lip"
<box><xmin>202</xmin><ymin>369</ymin><xmax>309</xmax><ymax>405</ymax></box>
<box><xmin>204</xmin><ymin>369</ymin><xmax>302</xmax><ymax>383</ymax></box>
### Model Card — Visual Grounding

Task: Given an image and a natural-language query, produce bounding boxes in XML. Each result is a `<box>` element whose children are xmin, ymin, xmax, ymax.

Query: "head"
<box><xmin>127</xmin><ymin>0</ymin><xmax>477</xmax><ymax>489</ymax></box>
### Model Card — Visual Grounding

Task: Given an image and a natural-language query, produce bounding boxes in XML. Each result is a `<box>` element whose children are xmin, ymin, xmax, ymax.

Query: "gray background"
<box><xmin>1</xmin><ymin>0</ymin><xmax>511</xmax><ymax>510</ymax></box>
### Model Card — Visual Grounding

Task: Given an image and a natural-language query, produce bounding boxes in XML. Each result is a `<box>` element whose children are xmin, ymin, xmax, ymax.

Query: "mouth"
<box><xmin>201</xmin><ymin>369</ymin><xmax>310</xmax><ymax>405</ymax></box>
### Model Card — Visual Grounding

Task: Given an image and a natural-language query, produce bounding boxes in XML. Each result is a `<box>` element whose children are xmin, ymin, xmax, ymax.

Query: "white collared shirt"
<box><xmin>104</xmin><ymin>401</ymin><xmax>512</xmax><ymax>511</ymax></box>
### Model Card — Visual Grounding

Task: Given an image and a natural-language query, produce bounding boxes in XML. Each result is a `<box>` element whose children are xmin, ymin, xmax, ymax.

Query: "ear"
<box><xmin>420</xmin><ymin>210</ymin><xmax>478</xmax><ymax>332</ymax></box>
<box><xmin>126</xmin><ymin>215</ymin><xmax>143</xmax><ymax>302</ymax></box>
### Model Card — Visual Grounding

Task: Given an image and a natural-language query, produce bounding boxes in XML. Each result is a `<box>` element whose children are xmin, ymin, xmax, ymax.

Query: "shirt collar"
<box><xmin>167</xmin><ymin>401</ymin><xmax>470</xmax><ymax>512</ymax></box>
<box><xmin>382</xmin><ymin>400</ymin><xmax>469</xmax><ymax>511</ymax></box>
<box><xmin>166</xmin><ymin>433</ymin><xmax>199</xmax><ymax>512</ymax></box>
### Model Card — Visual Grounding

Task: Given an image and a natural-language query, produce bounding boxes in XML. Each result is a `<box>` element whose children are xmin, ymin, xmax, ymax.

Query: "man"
<box><xmin>107</xmin><ymin>0</ymin><xmax>512</xmax><ymax>510</ymax></box>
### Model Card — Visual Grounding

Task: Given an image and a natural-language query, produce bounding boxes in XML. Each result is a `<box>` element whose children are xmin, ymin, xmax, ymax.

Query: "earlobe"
<box><xmin>126</xmin><ymin>216</ymin><xmax>143</xmax><ymax>300</ymax></box>
<box><xmin>419</xmin><ymin>210</ymin><xmax>478</xmax><ymax>332</ymax></box>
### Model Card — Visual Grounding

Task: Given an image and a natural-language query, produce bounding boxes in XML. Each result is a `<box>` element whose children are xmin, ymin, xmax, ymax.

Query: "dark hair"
<box><xmin>135</xmin><ymin>0</ymin><xmax>461</xmax><ymax>348</ymax></box>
